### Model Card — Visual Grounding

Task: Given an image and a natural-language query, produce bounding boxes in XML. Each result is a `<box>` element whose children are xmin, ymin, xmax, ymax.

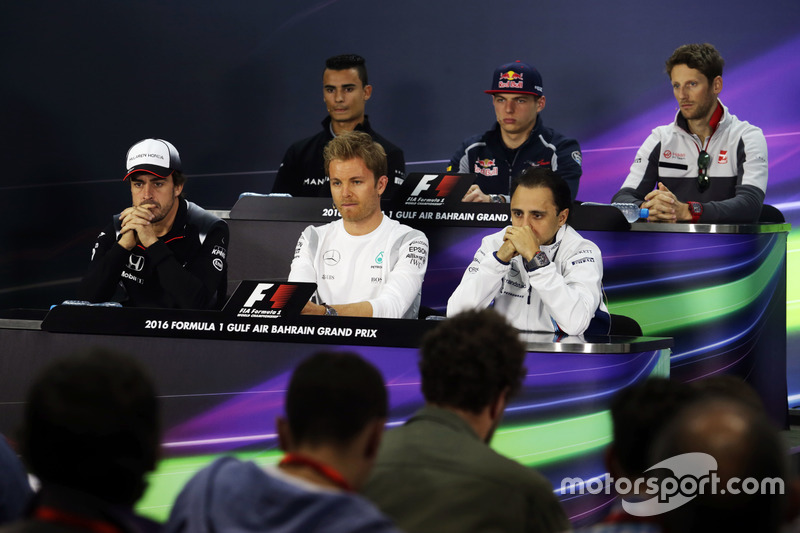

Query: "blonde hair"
<box><xmin>323</xmin><ymin>131</ymin><xmax>387</xmax><ymax>182</ymax></box>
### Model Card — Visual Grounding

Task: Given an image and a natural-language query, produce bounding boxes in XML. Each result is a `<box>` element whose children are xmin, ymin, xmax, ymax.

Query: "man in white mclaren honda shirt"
<box><xmin>288</xmin><ymin>131</ymin><xmax>429</xmax><ymax>318</ymax></box>
<box><xmin>448</xmin><ymin>168</ymin><xmax>609</xmax><ymax>335</ymax></box>
<box><xmin>612</xmin><ymin>43</ymin><xmax>768</xmax><ymax>223</ymax></box>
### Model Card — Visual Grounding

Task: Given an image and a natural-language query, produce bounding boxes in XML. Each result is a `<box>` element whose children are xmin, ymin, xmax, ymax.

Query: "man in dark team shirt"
<box><xmin>448</xmin><ymin>60</ymin><xmax>582</xmax><ymax>203</ymax></box>
<box><xmin>271</xmin><ymin>54</ymin><xmax>405</xmax><ymax>198</ymax></box>
<box><xmin>78</xmin><ymin>138</ymin><xmax>229</xmax><ymax>309</ymax></box>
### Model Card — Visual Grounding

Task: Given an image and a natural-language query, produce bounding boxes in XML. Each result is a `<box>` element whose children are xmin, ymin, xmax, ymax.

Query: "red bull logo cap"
<box><xmin>485</xmin><ymin>60</ymin><xmax>544</xmax><ymax>97</ymax></box>
<box><xmin>123</xmin><ymin>138</ymin><xmax>182</xmax><ymax>180</ymax></box>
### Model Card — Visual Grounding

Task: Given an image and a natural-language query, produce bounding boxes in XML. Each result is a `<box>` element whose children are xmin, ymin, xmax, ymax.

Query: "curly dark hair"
<box><xmin>419</xmin><ymin>309</ymin><xmax>526</xmax><ymax>414</ymax></box>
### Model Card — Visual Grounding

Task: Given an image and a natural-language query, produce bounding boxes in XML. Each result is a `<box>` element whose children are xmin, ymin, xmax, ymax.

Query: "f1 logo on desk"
<box><xmin>410</xmin><ymin>174</ymin><xmax>460</xmax><ymax>198</ymax></box>
<box><xmin>395</xmin><ymin>173</ymin><xmax>476</xmax><ymax>207</ymax></box>
<box><xmin>223</xmin><ymin>280</ymin><xmax>317</xmax><ymax>319</ymax></box>
<box><xmin>243</xmin><ymin>283</ymin><xmax>292</xmax><ymax>309</ymax></box>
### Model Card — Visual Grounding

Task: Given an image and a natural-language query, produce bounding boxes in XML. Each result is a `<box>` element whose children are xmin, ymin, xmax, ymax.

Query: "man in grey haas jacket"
<box><xmin>613</xmin><ymin>43</ymin><xmax>768</xmax><ymax>224</ymax></box>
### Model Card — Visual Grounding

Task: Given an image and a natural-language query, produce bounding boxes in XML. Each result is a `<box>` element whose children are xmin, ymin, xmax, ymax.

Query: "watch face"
<box><xmin>533</xmin><ymin>251</ymin><xmax>549</xmax><ymax>268</ymax></box>
<box><xmin>524</xmin><ymin>251</ymin><xmax>550</xmax><ymax>272</ymax></box>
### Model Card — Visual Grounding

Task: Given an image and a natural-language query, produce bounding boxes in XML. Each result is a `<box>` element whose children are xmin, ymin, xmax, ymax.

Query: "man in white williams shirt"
<box><xmin>289</xmin><ymin>131</ymin><xmax>429</xmax><ymax>318</ymax></box>
<box><xmin>448</xmin><ymin>167</ymin><xmax>609</xmax><ymax>335</ymax></box>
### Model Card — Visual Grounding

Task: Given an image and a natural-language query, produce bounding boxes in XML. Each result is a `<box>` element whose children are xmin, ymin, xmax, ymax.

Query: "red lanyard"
<box><xmin>34</xmin><ymin>506</ymin><xmax>124</xmax><ymax>533</ymax></box>
<box><xmin>279</xmin><ymin>453</ymin><xmax>353</xmax><ymax>492</ymax></box>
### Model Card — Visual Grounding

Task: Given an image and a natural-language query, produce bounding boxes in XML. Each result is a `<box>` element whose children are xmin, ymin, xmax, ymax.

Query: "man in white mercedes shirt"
<box><xmin>448</xmin><ymin>167</ymin><xmax>609</xmax><ymax>335</ymax></box>
<box><xmin>288</xmin><ymin>131</ymin><xmax>429</xmax><ymax>318</ymax></box>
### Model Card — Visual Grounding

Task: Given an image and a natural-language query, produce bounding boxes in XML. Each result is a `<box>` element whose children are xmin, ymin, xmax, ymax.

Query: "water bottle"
<box><xmin>581</xmin><ymin>202</ymin><xmax>649</xmax><ymax>223</ymax></box>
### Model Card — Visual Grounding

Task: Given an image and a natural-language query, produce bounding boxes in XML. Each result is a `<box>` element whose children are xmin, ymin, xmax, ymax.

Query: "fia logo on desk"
<box><xmin>401</xmin><ymin>174</ymin><xmax>468</xmax><ymax>207</ymax></box>
<box><xmin>235</xmin><ymin>283</ymin><xmax>294</xmax><ymax>318</ymax></box>
<box><xmin>222</xmin><ymin>281</ymin><xmax>310</xmax><ymax>320</ymax></box>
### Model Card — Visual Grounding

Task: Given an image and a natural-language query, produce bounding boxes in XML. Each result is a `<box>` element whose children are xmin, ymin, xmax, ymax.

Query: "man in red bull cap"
<box><xmin>448</xmin><ymin>60</ymin><xmax>582</xmax><ymax>203</ymax></box>
<box><xmin>78</xmin><ymin>138</ymin><xmax>229</xmax><ymax>309</ymax></box>
<box><xmin>272</xmin><ymin>54</ymin><xmax>406</xmax><ymax>198</ymax></box>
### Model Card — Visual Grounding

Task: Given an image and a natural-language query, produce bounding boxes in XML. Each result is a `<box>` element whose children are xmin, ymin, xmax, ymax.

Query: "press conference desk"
<box><xmin>226</xmin><ymin>196</ymin><xmax>790</xmax><ymax>426</ymax></box>
<box><xmin>0</xmin><ymin>306</ymin><xmax>669</xmax><ymax>524</ymax></box>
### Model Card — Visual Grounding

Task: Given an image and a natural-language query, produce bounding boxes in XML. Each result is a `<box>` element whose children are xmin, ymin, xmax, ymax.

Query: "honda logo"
<box><xmin>127</xmin><ymin>254</ymin><xmax>145</xmax><ymax>272</ymax></box>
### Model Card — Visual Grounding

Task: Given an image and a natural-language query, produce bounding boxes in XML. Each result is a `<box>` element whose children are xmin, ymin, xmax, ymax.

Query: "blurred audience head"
<box><xmin>651</xmin><ymin>395</ymin><xmax>790</xmax><ymax>533</ymax></box>
<box><xmin>19</xmin><ymin>348</ymin><xmax>160</xmax><ymax>506</ymax></box>
<box><xmin>281</xmin><ymin>351</ymin><xmax>388</xmax><ymax>448</ymax></box>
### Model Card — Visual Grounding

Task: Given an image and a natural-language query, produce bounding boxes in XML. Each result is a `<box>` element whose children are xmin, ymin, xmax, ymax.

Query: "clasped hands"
<box><xmin>118</xmin><ymin>204</ymin><xmax>159</xmax><ymax>250</ymax></box>
<box><xmin>497</xmin><ymin>226</ymin><xmax>540</xmax><ymax>263</ymax></box>
<box><xmin>642</xmin><ymin>183</ymin><xmax>691</xmax><ymax>222</ymax></box>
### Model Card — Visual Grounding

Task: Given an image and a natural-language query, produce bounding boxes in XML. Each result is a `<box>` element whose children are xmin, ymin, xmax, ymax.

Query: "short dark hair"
<box><xmin>610</xmin><ymin>377</ymin><xmax>696</xmax><ymax>476</ymax></box>
<box><xmin>419</xmin><ymin>309</ymin><xmax>526</xmax><ymax>414</ymax></box>
<box><xmin>323</xmin><ymin>130</ymin><xmax>387</xmax><ymax>182</ymax></box>
<box><xmin>19</xmin><ymin>348</ymin><xmax>160</xmax><ymax>506</ymax></box>
<box><xmin>510</xmin><ymin>167</ymin><xmax>572</xmax><ymax>214</ymax></box>
<box><xmin>665</xmin><ymin>43</ymin><xmax>725</xmax><ymax>82</ymax></box>
<box><xmin>172</xmin><ymin>170</ymin><xmax>186</xmax><ymax>199</ymax></box>
<box><xmin>652</xmin><ymin>397</ymin><xmax>788</xmax><ymax>533</ymax></box>
<box><xmin>325</xmin><ymin>54</ymin><xmax>368</xmax><ymax>86</ymax></box>
<box><xmin>172</xmin><ymin>170</ymin><xmax>186</xmax><ymax>188</ymax></box>
<box><xmin>285</xmin><ymin>352</ymin><xmax>387</xmax><ymax>447</ymax></box>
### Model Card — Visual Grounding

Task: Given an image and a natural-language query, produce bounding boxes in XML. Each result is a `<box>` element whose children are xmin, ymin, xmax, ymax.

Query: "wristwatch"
<box><xmin>524</xmin><ymin>251</ymin><xmax>550</xmax><ymax>272</ymax></box>
<box><xmin>687</xmin><ymin>201</ymin><xmax>703</xmax><ymax>223</ymax></box>
<box><xmin>323</xmin><ymin>304</ymin><xmax>338</xmax><ymax>316</ymax></box>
